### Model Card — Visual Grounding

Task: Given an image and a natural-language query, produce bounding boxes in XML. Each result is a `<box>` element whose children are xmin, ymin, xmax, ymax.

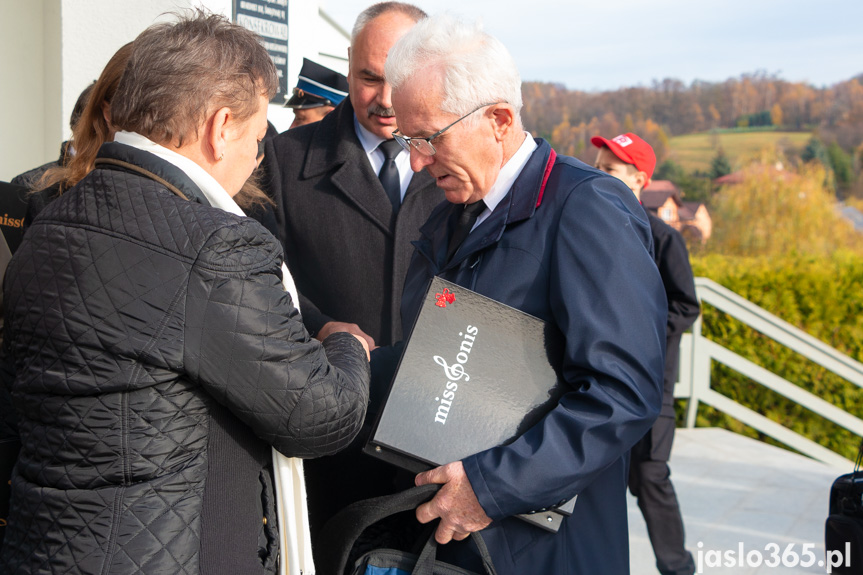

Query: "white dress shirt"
<box><xmin>474</xmin><ymin>132</ymin><xmax>538</xmax><ymax>229</ymax></box>
<box><xmin>353</xmin><ymin>115</ymin><xmax>414</xmax><ymax>202</ymax></box>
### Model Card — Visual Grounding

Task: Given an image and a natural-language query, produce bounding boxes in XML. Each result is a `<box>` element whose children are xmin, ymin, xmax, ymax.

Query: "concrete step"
<box><xmin>628</xmin><ymin>427</ymin><xmax>851</xmax><ymax>575</ymax></box>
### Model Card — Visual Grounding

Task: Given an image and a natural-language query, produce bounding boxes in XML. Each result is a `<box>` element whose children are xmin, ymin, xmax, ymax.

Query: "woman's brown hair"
<box><xmin>37</xmin><ymin>42</ymin><xmax>134</xmax><ymax>192</ymax></box>
<box><xmin>110</xmin><ymin>11</ymin><xmax>277</xmax><ymax>208</ymax></box>
<box><xmin>111</xmin><ymin>11</ymin><xmax>277</xmax><ymax>149</ymax></box>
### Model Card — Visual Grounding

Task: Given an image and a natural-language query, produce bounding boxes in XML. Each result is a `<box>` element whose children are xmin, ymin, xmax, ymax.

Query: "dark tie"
<box><xmin>377</xmin><ymin>139</ymin><xmax>402</xmax><ymax>213</ymax></box>
<box><xmin>447</xmin><ymin>200</ymin><xmax>486</xmax><ymax>262</ymax></box>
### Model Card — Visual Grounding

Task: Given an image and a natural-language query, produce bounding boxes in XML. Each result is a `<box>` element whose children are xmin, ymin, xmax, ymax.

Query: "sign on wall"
<box><xmin>234</xmin><ymin>0</ymin><xmax>289</xmax><ymax>104</ymax></box>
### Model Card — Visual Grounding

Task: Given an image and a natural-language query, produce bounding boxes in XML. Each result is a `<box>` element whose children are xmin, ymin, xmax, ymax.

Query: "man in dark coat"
<box><xmin>378</xmin><ymin>14</ymin><xmax>667</xmax><ymax>574</ymax></box>
<box><xmin>258</xmin><ymin>1</ymin><xmax>444</xmax><ymax>538</ymax></box>
<box><xmin>593</xmin><ymin>132</ymin><xmax>701</xmax><ymax>575</ymax></box>
<box><xmin>260</xmin><ymin>1</ymin><xmax>441</xmax><ymax>350</ymax></box>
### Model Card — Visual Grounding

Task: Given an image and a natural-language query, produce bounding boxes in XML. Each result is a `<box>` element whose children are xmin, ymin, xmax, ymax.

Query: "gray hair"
<box><xmin>111</xmin><ymin>10</ymin><xmax>277</xmax><ymax>147</ymax></box>
<box><xmin>350</xmin><ymin>2</ymin><xmax>427</xmax><ymax>45</ymax></box>
<box><xmin>385</xmin><ymin>14</ymin><xmax>523</xmax><ymax>128</ymax></box>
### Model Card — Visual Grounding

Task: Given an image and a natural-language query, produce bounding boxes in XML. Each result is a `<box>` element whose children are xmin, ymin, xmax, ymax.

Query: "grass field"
<box><xmin>667</xmin><ymin>130</ymin><xmax>812</xmax><ymax>173</ymax></box>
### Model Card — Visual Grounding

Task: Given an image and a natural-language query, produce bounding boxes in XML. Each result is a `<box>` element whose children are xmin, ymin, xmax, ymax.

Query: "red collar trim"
<box><xmin>536</xmin><ymin>148</ymin><xmax>557</xmax><ymax>208</ymax></box>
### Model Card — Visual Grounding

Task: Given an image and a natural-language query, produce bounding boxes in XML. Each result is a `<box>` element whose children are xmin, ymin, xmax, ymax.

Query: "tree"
<box><xmin>710</xmin><ymin>148</ymin><xmax>733</xmax><ymax>180</ymax></box>
<box><xmin>770</xmin><ymin>103</ymin><xmax>784</xmax><ymax>127</ymax></box>
<box><xmin>708</xmin><ymin>104</ymin><xmax>721</xmax><ymax>128</ymax></box>
<box><xmin>801</xmin><ymin>137</ymin><xmax>829</xmax><ymax>166</ymax></box>
<box><xmin>708</xmin><ymin>161</ymin><xmax>858</xmax><ymax>257</ymax></box>
<box><xmin>653</xmin><ymin>159</ymin><xmax>713</xmax><ymax>204</ymax></box>
<box><xmin>521</xmin><ymin>72</ymin><xmax>863</xmax><ymax>141</ymax></box>
<box><xmin>599</xmin><ymin>112</ymin><xmax>620</xmax><ymax>139</ymax></box>
<box><xmin>827</xmin><ymin>141</ymin><xmax>854</xmax><ymax>192</ymax></box>
<box><xmin>654</xmin><ymin>159</ymin><xmax>686</xmax><ymax>182</ymax></box>
<box><xmin>692</xmin><ymin>103</ymin><xmax>706</xmax><ymax>132</ymax></box>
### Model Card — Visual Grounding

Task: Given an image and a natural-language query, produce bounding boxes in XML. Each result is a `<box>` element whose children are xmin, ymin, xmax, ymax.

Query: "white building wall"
<box><xmin>0</xmin><ymin>0</ymin><xmax>348</xmax><ymax>181</ymax></box>
<box><xmin>58</xmin><ymin>0</ymin><xmax>233</xmax><ymax>149</ymax></box>
<box><xmin>0</xmin><ymin>0</ymin><xmax>50</xmax><ymax>182</ymax></box>
<box><xmin>267</xmin><ymin>5</ymin><xmax>349</xmax><ymax>132</ymax></box>
<box><xmin>316</xmin><ymin>8</ymin><xmax>350</xmax><ymax>73</ymax></box>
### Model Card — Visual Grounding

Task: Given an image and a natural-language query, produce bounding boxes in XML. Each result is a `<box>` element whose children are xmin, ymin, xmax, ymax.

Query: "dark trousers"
<box><xmin>629</xmin><ymin>415</ymin><xmax>695</xmax><ymax>575</ymax></box>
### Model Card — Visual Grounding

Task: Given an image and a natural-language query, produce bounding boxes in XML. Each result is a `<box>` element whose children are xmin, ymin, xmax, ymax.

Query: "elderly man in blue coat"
<box><xmin>378</xmin><ymin>13</ymin><xmax>668</xmax><ymax>574</ymax></box>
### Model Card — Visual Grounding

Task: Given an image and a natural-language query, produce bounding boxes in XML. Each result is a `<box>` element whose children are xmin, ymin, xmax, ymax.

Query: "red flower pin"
<box><xmin>435</xmin><ymin>288</ymin><xmax>456</xmax><ymax>308</ymax></box>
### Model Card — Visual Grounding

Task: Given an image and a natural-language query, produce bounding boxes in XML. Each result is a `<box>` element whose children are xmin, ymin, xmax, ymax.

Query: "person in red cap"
<box><xmin>592</xmin><ymin>133</ymin><xmax>701</xmax><ymax>575</ymax></box>
<box><xmin>591</xmin><ymin>132</ymin><xmax>657</xmax><ymax>199</ymax></box>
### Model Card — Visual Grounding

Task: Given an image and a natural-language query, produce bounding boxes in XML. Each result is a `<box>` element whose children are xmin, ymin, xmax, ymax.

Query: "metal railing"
<box><xmin>674</xmin><ymin>277</ymin><xmax>863</xmax><ymax>470</ymax></box>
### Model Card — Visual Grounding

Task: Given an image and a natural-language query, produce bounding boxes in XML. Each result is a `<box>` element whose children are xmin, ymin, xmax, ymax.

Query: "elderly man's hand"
<box><xmin>415</xmin><ymin>461</ymin><xmax>492</xmax><ymax>544</ymax></box>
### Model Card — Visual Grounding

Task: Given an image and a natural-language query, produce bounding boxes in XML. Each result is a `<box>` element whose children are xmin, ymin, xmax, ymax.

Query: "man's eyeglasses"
<box><xmin>392</xmin><ymin>102</ymin><xmax>502</xmax><ymax>156</ymax></box>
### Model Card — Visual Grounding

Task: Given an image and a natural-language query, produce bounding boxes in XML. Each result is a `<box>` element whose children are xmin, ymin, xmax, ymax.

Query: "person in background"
<box><xmin>593</xmin><ymin>132</ymin><xmax>700</xmax><ymax>575</ymax></box>
<box><xmin>259</xmin><ymin>1</ymin><xmax>445</xmax><ymax>540</ymax></box>
<box><xmin>10</xmin><ymin>81</ymin><xmax>95</xmax><ymax>190</ymax></box>
<box><xmin>284</xmin><ymin>57</ymin><xmax>348</xmax><ymax>129</ymax></box>
<box><xmin>0</xmin><ymin>11</ymin><xmax>370</xmax><ymax>575</ymax></box>
<box><xmin>377</xmin><ymin>14</ymin><xmax>666</xmax><ymax>574</ymax></box>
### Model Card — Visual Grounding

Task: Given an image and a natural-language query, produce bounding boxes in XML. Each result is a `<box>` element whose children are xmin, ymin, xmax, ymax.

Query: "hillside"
<box><xmin>668</xmin><ymin>130</ymin><xmax>812</xmax><ymax>173</ymax></box>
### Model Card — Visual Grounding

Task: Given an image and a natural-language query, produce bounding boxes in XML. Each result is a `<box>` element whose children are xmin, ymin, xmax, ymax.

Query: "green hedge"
<box><xmin>680</xmin><ymin>252</ymin><xmax>863</xmax><ymax>460</ymax></box>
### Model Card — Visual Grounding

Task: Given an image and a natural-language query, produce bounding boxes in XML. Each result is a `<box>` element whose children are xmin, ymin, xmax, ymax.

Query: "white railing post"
<box><xmin>685</xmin><ymin>313</ymin><xmax>712</xmax><ymax>429</ymax></box>
<box><xmin>685</xmin><ymin>277</ymin><xmax>863</xmax><ymax>467</ymax></box>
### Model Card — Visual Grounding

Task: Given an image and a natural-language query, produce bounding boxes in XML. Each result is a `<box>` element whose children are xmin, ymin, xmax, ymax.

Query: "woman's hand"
<box><xmin>351</xmin><ymin>333</ymin><xmax>371</xmax><ymax>361</ymax></box>
<box><xmin>317</xmin><ymin>321</ymin><xmax>376</xmax><ymax>351</ymax></box>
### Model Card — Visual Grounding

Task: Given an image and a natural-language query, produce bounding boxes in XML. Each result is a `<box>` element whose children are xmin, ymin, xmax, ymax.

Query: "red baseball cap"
<box><xmin>590</xmin><ymin>133</ymin><xmax>656</xmax><ymax>179</ymax></box>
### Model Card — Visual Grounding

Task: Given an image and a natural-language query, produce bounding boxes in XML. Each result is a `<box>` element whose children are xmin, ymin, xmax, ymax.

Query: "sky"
<box><xmin>318</xmin><ymin>0</ymin><xmax>863</xmax><ymax>92</ymax></box>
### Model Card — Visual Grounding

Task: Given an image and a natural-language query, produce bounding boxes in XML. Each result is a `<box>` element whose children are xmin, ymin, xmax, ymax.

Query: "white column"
<box><xmin>0</xmin><ymin>0</ymin><xmax>54</xmax><ymax>181</ymax></box>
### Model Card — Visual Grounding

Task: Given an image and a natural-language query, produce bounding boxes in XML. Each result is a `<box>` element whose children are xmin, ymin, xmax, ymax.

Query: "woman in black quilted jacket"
<box><xmin>0</xmin><ymin>11</ymin><xmax>370</xmax><ymax>575</ymax></box>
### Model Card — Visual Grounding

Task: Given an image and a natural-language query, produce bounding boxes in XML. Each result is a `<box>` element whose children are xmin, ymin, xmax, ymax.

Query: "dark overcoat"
<box><xmin>396</xmin><ymin>139</ymin><xmax>667</xmax><ymax>574</ymax></box>
<box><xmin>259</xmin><ymin>97</ymin><xmax>445</xmax><ymax>538</ymax></box>
<box><xmin>260</xmin><ymin>97</ymin><xmax>444</xmax><ymax>346</ymax></box>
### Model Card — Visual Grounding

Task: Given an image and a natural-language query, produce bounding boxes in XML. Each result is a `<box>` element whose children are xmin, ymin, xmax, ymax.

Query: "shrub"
<box><xmin>684</xmin><ymin>253</ymin><xmax>863</xmax><ymax>460</ymax></box>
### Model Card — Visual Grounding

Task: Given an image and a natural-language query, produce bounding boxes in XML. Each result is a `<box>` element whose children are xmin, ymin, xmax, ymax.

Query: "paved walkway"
<box><xmin>628</xmin><ymin>428</ymin><xmax>851</xmax><ymax>575</ymax></box>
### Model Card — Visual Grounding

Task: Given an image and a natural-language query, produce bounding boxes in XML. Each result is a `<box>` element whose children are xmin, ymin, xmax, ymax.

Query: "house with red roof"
<box><xmin>641</xmin><ymin>180</ymin><xmax>712</xmax><ymax>243</ymax></box>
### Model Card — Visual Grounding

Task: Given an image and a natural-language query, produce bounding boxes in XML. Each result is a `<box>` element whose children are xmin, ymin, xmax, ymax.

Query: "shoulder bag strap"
<box><xmin>411</xmin><ymin>530</ymin><xmax>498</xmax><ymax>575</ymax></box>
<box><xmin>317</xmin><ymin>484</ymin><xmax>441</xmax><ymax>575</ymax></box>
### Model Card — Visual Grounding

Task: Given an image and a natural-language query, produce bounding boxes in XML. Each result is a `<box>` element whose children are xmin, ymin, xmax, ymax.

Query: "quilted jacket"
<box><xmin>0</xmin><ymin>143</ymin><xmax>370</xmax><ymax>575</ymax></box>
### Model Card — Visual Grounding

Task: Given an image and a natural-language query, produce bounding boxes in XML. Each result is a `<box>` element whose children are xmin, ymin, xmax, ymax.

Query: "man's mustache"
<box><xmin>368</xmin><ymin>104</ymin><xmax>395</xmax><ymax>118</ymax></box>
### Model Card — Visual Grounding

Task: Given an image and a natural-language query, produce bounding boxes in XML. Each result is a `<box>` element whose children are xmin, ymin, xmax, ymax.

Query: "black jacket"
<box><xmin>259</xmin><ymin>96</ymin><xmax>444</xmax><ymax>346</ymax></box>
<box><xmin>0</xmin><ymin>142</ymin><xmax>370</xmax><ymax>575</ymax></box>
<box><xmin>648</xmin><ymin>212</ymin><xmax>700</xmax><ymax>413</ymax></box>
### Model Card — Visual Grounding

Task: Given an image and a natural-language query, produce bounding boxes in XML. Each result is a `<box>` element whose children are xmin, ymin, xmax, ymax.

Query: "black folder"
<box><xmin>365</xmin><ymin>277</ymin><xmax>576</xmax><ymax>532</ymax></box>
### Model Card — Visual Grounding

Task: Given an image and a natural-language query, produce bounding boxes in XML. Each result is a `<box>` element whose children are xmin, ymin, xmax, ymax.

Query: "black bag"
<box><xmin>825</xmin><ymin>442</ymin><xmax>863</xmax><ymax>573</ymax></box>
<box><xmin>317</xmin><ymin>484</ymin><xmax>498</xmax><ymax>575</ymax></box>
